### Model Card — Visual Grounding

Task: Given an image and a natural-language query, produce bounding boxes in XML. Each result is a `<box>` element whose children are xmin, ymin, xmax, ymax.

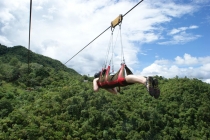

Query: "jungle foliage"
<box><xmin>0</xmin><ymin>45</ymin><xmax>210</xmax><ymax>140</ymax></box>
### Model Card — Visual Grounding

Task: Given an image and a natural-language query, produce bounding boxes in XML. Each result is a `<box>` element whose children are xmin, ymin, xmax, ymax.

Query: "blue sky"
<box><xmin>0</xmin><ymin>0</ymin><xmax>210</xmax><ymax>83</ymax></box>
<box><xmin>142</xmin><ymin>3</ymin><xmax>209</xmax><ymax>58</ymax></box>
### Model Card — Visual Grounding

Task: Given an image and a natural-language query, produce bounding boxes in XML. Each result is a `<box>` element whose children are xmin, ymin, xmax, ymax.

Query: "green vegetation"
<box><xmin>0</xmin><ymin>44</ymin><xmax>210</xmax><ymax>139</ymax></box>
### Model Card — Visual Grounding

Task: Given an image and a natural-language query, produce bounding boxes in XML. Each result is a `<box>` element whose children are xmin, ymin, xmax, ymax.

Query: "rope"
<box><xmin>64</xmin><ymin>0</ymin><xmax>144</xmax><ymax>64</ymax></box>
<box><xmin>104</xmin><ymin>26</ymin><xmax>120</xmax><ymax>73</ymax></box>
<box><xmin>28</xmin><ymin>0</ymin><xmax>32</xmax><ymax>86</ymax></box>
<box><xmin>119</xmin><ymin>24</ymin><xmax>125</xmax><ymax>64</ymax></box>
<box><xmin>111</xmin><ymin>32</ymin><xmax>114</xmax><ymax>73</ymax></box>
<box><xmin>103</xmin><ymin>31</ymin><xmax>113</xmax><ymax>68</ymax></box>
<box><xmin>110</xmin><ymin>26</ymin><xmax>120</xmax><ymax>73</ymax></box>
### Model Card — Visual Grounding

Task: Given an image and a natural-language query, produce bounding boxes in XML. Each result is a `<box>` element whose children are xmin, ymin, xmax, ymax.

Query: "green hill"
<box><xmin>0</xmin><ymin>44</ymin><xmax>78</xmax><ymax>75</ymax></box>
<box><xmin>0</xmin><ymin>44</ymin><xmax>81</xmax><ymax>88</ymax></box>
<box><xmin>0</xmin><ymin>44</ymin><xmax>210</xmax><ymax>139</ymax></box>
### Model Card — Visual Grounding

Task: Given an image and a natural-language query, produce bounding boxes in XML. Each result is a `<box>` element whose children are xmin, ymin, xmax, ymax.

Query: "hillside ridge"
<box><xmin>0</xmin><ymin>44</ymin><xmax>79</xmax><ymax>75</ymax></box>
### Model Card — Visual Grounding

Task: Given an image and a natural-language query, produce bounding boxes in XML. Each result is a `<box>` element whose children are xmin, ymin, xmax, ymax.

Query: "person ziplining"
<box><xmin>63</xmin><ymin>0</ymin><xmax>160</xmax><ymax>98</ymax></box>
<box><xmin>92</xmin><ymin>14</ymin><xmax>160</xmax><ymax>98</ymax></box>
<box><xmin>93</xmin><ymin>70</ymin><xmax>160</xmax><ymax>99</ymax></box>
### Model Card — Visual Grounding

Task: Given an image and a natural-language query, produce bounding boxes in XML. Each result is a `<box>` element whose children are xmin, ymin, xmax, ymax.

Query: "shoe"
<box><xmin>146</xmin><ymin>76</ymin><xmax>155</xmax><ymax>97</ymax></box>
<box><xmin>153</xmin><ymin>78</ymin><xmax>160</xmax><ymax>99</ymax></box>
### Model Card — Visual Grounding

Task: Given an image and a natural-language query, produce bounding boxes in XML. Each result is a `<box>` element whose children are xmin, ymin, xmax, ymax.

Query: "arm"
<box><xmin>93</xmin><ymin>78</ymin><xmax>99</xmax><ymax>92</ymax></box>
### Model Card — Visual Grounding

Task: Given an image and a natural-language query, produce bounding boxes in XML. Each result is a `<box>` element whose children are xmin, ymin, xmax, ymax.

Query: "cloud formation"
<box><xmin>140</xmin><ymin>53</ymin><xmax>210</xmax><ymax>83</ymax></box>
<box><xmin>0</xmin><ymin>0</ymin><xmax>209</xmax><ymax>83</ymax></box>
<box><xmin>159</xmin><ymin>25</ymin><xmax>201</xmax><ymax>45</ymax></box>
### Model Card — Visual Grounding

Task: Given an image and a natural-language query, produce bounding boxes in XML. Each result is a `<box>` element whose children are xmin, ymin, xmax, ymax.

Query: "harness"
<box><xmin>97</xmin><ymin>63</ymin><xmax>133</xmax><ymax>89</ymax></box>
<box><xmin>97</xmin><ymin>15</ymin><xmax>134</xmax><ymax>89</ymax></box>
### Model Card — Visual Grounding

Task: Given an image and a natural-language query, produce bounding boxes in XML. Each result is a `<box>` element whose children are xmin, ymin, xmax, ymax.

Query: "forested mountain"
<box><xmin>0</xmin><ymin>44</ymin><xmax>80</xmax><ymax>87</ymax></box>
<box><xmin>0</xmin><ymin>45</ymin><xmax>210</xmax><ymax>139</ymax></box>
<box><xmin>0</xmin><ymin>44</ymin><xmax>78</xmax><ymax>75</ymax></box>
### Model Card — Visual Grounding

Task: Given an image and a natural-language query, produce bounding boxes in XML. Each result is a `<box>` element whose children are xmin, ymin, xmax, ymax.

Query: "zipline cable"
<box><xmin>123</xmin><ymin>0</ymin><xmax>143</xmax><ymax>17</ymax></box>
<box><xmin>64</xmin><ymin>0</ymin><xmax>144</xmax><ymax>64</ymax></box>
<box><xmin>28</xmin><ymin>0</ymin><xmax>32</xmax><ymax>86</ymax></box>
<box><xmin>64</xmin><ymin>26</ymin><xmax>111</xmax><ymax>64</ymax></box>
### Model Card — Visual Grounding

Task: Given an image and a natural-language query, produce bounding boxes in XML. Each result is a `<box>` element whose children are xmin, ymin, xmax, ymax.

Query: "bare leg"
<box><xmin>125</xmin><ymin>75</ymin><xmax>147</xmax><ymax>85</ymax></box>
<box><xmin>126</xmin><ymin>75</ymin><xmax>156</xmax><ymax>97</ymax></box>
<box><xmin>93</xmin><ymin>78</ymin><xmax>99</xmax><ymax>92</ymax></box>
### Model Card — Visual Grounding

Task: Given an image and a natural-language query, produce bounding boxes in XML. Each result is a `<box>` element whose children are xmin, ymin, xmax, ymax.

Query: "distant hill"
<box><xmin>0</xmin><ymin>44</ymin><xmax>83</xmax><ymax>87</ymax></box>
<box><xmin>0</xmin><ymin>44</ymin><xmax>79</xmax><ymax>75</ymax></box>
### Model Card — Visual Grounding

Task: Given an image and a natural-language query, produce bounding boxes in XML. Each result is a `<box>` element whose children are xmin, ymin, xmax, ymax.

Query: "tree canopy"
<box><xmin>0</xmin><ymin>45</ymin><xmax>210</xmax><ymax>139</ymax></box>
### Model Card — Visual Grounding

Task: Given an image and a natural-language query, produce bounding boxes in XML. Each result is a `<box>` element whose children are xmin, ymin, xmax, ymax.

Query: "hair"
<box><xmin>94</xmin><ymin>69</ymin><xmax>106</xmax><ymax>78</ymax></box>
<box><xmin>94</xmin><ymin>72</ymin><xmax>100</xmax><ymax>78</ymax></box>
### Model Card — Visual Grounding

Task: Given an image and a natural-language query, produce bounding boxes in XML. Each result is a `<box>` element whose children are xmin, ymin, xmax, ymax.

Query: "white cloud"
<box><xmin>0</xmin><ymin>0</ymin><xmax>208</xmax><ymax>77</ymax></box>
<box><xmin>159</xmin><ymin>33</ymin><xmax>201</xmax><ymax>45</ymax></box>
<box><xmin>139</xmin><ymin>54</ymin><xmax>210</xmax><ymax>83</ymax></box>
<box><xmin>42</xmin><ymin>15</ymin><xmax>53</xmax><ymax>20</ymax></box>
<box><xmin>189</xmin><ymin>25</ymin><xmax>199</xmax><ymax>29</ymax></box>
<box><xmin>203</xmin><ymin>79</ymin><xmax>210</xmax><ymax>84</ymax></box>
<box><xmin>0</xmin><ymin>35</ymin><xmax>12</xmax><ymax>46</ymax></box>
<box><xmin>175</xmin><ymin>53</ymin><xmax>198</xmax><ymax>65</ymax></box>
<box><xmin>169</xmin><ymin>29</ymin><xmax>181</xmax><ymax>35</ymax></box>
<box><xmin>159</xmin><ymin>25</ymin><xmax>201</xmax><ymax>45</ymax></box>
<box><xmin>168</xmin><ymin>25</ymin><xmax>199</xmax><ymax>35</ymax></box>
<box><xmin>0</xmin><ymin>10</ymin><xmax>15</xmax><ymax>23</ymax></box>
